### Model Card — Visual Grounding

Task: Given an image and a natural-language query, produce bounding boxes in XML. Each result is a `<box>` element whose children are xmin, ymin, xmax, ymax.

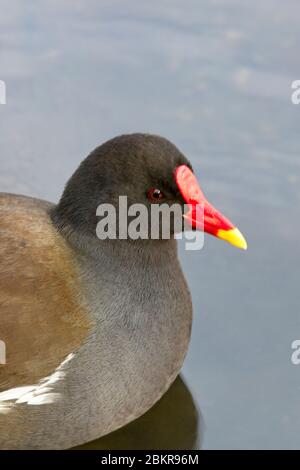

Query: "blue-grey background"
<box><xmin>0</xmin><ymin>0</ymin><xmax>299</xmax><ymax>449</ymax></box>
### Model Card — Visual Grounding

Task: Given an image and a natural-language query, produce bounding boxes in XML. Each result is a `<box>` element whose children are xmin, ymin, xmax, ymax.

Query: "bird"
<box><xmin>0</xmin><ymin>133</ymin><xmax>247</xmax><ymax>449</ymax></box>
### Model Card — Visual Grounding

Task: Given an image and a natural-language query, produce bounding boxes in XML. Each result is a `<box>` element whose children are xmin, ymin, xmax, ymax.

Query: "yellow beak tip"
<box><xmin>216</xmin><ymin>227</ymin><xmax>248</xmax><ymax>250</ymax></box>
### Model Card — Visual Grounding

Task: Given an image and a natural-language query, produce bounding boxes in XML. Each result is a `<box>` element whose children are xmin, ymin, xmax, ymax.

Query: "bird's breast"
<box><xmin>61</xmin><ymin>244</ymin><xmax>193</xmax><ymax>442</ymax></box>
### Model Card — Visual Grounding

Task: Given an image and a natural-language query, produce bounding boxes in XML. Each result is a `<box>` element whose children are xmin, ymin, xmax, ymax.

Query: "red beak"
<box><xmin>174</xmin><ymin>165</ymin><xmax>247</xmax><ymax>250</ymax></box>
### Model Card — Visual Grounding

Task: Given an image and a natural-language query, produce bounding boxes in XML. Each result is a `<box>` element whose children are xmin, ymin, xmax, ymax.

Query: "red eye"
<box><xmin>147</xmin><ymin>188</ymin><xmax>164</xmax><ymax>202</ymax></box>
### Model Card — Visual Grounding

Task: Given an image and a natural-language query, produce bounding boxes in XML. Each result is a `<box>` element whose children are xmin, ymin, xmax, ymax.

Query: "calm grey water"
<box><xmin>1</xmin><ymin>0</ymin><xmax>299</xmax><ymax>450</ymax></box>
